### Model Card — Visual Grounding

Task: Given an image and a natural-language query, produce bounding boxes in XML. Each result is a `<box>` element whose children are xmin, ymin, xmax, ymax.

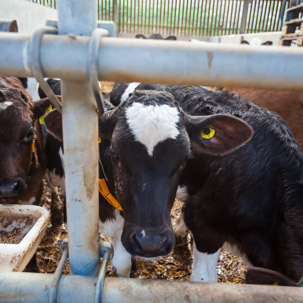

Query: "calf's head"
<box><xmin>98</xmin><ymin>90</ymin><xmax>253</xmax><ymax>257</ymax></box>
<box><xmin>44</xmin><ymin>90</ymin><xmax>253</xmax><ymax>258</ymax></box>
<box><xmin>0</xmin><ymin>86</ymin><xmax>48</xmax><ymax>200</ymax></box>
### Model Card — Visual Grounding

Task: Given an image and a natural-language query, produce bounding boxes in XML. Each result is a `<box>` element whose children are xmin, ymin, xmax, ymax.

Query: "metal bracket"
<box><xmin>28</xmin><ymin>26</ymin><xmax>62</xmax><ymax>113</ymax></box>
<box><xmin>45</xmin><ymin>20</ymin><xmax>117</xmax><ymax>38</ymax></box>
<box><xmin>49</xmin><ymin>238</ymin><xmax>69</xmax><ymax>303</ymax></box>
<box><xmin>88</xmin><ymin>28</ymin><xmax>111</xmax><ymax>116</ymax></box>
<box><xmin>95</xmin><ymin>240</ymin><xmax>113</xmax><ymax>303</ymax></box>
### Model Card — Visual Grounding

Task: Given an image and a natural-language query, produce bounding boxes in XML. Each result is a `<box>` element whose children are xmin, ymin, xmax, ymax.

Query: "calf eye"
<box><xmin>111</xmin><ymin>152</ymin><xmax>120</xmax><ymax>163</ymax></box>
<box><xmin>201</xmin><ymin>125</ymin><xmax>215</xmax><ymax>139</ymax></box>
<box><xmin>23</xmin><ymin>128</ymin><xmax>34</xmax><ymax>142</ymax></box>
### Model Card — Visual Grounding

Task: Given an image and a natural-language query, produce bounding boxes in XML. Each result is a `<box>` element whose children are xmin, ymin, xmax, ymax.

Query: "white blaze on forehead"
<box><xmin>120</xmin><ymin>82</ymin><xmax>141</xmax><ymax>103</ymax></box>
<box><xmin>126</xmin><ymin>102</ymin><xmax>180</xmax><ymax>156</ymax></box>
<box><xmin>0</xmin><ymin>101</ymin><xmax>13</xmax><ymax>110</ymax></box>
<box><xmin>250</xmin><ymin>37</ymin><xmax>262</xmax><ymax>46</ymax></box>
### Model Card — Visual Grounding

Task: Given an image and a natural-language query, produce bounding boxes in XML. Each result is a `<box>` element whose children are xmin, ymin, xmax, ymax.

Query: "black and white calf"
<box><xmin>111</xmin><ymin>83</ymin><xmax>303</xmax><ymax>283</ymax></box>
<box><xmin>38</xmin><ymin>79</ymin><xmax>65</xmax><ymax>192</ymax></box>
<box><xmin>171</xmin><ymin>85</ymin><xmax>303</xmax><ymax>283</ymax></box>
<box><xmin>44</xmin><ymin>88</ymin><xmax>252</xmax><ymax>277</ymax></box>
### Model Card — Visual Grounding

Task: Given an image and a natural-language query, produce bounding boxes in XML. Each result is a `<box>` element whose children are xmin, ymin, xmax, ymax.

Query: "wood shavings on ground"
<box><xmin>34</xmin><ymin>81</ymin><xmax>247</xmax><ymax>281</ymax></box>
<box><xmin>34</xmin><ymin>184</ymin><xmax>247</xmax><ymax>283</ymax></box>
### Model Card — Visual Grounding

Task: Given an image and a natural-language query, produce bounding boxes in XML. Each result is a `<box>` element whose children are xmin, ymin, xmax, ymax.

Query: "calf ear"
<box><xmin>262</xmin><ymin>41</ymin><xmax>273</xmax><ymax>46</ymax></box>
<box><xmin>241</xmin><ymin>40</ymin><xmax>249</xmax><ymax>44</ymax></box>
<box><xmin>33</xmin><ymin>97</ymin><xmax>52</xmax><ymax>119</ymax></box>
<box><xmin>186</xmin><ymin>114</ymin><xmax>253</xmax><ymax>156</ymax></box>
<box><xmin>135</xmin><ymin>34</ymin><xmax>146</xmax><ymax>39</ymax></box>
<box><xmin>166</xmin><ymin>35</ymin><xmax>177</xmax><ymax>40</ymax></box>
<box><xmin>44</xmin><ymin>109</ymin><xmax>63</xmax><ymax>142</ymax></box>
<box><xmin>98</xmin><ymin>108</ymin><xmax>118</xmax><ymax>140</ymax></box>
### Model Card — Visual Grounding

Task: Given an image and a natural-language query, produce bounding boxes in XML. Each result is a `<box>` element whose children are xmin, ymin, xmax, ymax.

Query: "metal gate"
<box><xmin>1</xmin><ymin>0</ymin><xmax>303</xmax><ymax>302</ymax></box>
<box><xmin>30</xmin><ymin>0</ymin><xmax>288</xmax><ymax>38</ymax></box>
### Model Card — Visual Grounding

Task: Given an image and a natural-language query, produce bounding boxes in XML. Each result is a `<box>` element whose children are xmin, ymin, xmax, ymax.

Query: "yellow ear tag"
<box><xmin>98</xmin><ymin>137</ymin><xmax>101</xmax><ymax>144</ymax></box>
<box><xmin>39</xmin><ymin>104</ymin><xmax>53</xmax><ymax>125</ymax></box>
<box><xmin>201</xmin><ymin>125</ymin><xmax>215</xmax><ymax>139</ymax></box>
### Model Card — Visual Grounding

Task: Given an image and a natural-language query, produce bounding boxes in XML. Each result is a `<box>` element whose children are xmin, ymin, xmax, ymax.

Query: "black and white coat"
<box><xmin>42</xmin><ymin>82</ymin><xmax>252</xmax><ymax>278</ymax></box>
<box><xmin>111</xmin><ymin>83</ymin><xmax>303</xmax><ymax>283</ymax></box>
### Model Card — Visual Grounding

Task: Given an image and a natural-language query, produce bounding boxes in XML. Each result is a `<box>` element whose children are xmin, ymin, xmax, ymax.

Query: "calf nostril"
<box><xmin>13</xmin><ymin>181</ymin><xmax>20</xmax><ymax>193</ymax></box>
<box><xmin>0</xmin><ymin>179</ymin><xmax>27</xmax><ymax>197</ymax></box>
<box><xmin>133</xmin><ymin>229</ymin><xmax>171</xmax><ymax>256</ymax></box>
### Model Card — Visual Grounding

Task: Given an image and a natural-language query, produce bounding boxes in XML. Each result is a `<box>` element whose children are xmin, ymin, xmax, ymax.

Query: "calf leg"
<box><xmin>187</xmin><ymin>225</ymin><xmax>224</xmax><ymax>282</ymax></box>
<box><xmin>99</xmin><ymin>210</ymin><xmax>132</xmax><ymax>277</ymax></box>
<box><xmin>111</xmin><ymin>228</ymin><xmax>132</xmax><ymax>277</ymax></box>
<box><xmin>191</xmin><ymin>242</ymin><xmax>221</xmax><ymax>282</ymax></box>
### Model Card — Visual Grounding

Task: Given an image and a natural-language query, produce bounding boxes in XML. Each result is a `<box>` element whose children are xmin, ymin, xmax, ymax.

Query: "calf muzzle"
<box><xmin>0</xmin><ymin>178</ymin><xmax>27</xmax><ymax>198</ymax></box>
<box><xmin>124</xmin><ymin>226</ymin><xmax>175</xmax><ymax>258</ymax></box>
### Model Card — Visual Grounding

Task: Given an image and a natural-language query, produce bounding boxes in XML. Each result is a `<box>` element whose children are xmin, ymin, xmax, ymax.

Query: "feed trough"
<box><xmin>0</xmin><ymin>204</ymin><xmax>50</xmax><ymax>272</ymax></box>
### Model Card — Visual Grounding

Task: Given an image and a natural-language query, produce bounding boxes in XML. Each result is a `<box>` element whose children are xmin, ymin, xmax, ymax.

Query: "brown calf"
<box><xmin>0</xmin><ymin>76</ymin><xmax>48</xmax><ymax>204</ymax></box>
<box><xmin>225</xmin><ymin>88</ymin><xmax>303</xmax><ymax>152</ymax></box>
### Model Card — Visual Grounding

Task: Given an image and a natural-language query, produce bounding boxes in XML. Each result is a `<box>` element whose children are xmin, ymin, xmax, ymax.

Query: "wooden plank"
<box><xmin>284</xmin><ymin>17</ymin><xmax>303</xmax><ymax>26</ymax></box>
<box><xmin>280</xmin><ymin>33</ymin><xmax>303</xmax><ymax>40</ymax></box>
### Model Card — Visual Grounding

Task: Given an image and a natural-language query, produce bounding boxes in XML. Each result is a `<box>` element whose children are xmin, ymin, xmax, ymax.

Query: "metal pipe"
<box><xmin>1</xmin><ymin>33</ymin><xmax>303</xmax><ymax>91</ymax></box>
<box><xmin>57</xmin><ymin>0</ymin><xmax>99</xmax><ymax>277</ymax></box>
<box><xmin>240</xmin><ymin>0</ymin><xmax>250</xmax><ymax>34</ymax></box>
<box><xmin>1</xmin><ymin>273</ymin><xmax>303</xmax><ymax>303</ymax></box>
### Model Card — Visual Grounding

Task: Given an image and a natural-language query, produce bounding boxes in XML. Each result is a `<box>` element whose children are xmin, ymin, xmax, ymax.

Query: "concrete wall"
<box><xmin>0</xmin><ymin>0</ymin><xmax>57</xmax><ymax>33</ymax></box>
<box><xmin>209</xmin><ymin>32</ymin><xmax>283</xmax><ymax>46</ymax></box>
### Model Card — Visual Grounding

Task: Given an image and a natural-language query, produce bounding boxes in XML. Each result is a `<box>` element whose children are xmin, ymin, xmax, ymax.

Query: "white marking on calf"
<box><xmin>59</xmin><ymin>147</ymin><xmax>64</xmax><ymax>170</ymax></box>
<box><xmin>223</xmin><ymin>242</ymin><xmax>252</xmax><ymax>266</ymax></box>
<box><xmin>18</xmin><ymin>196</ymin><xmax>36</xmax><ymax>205</ymax></box>
<box><xmin>99</xmin><ymin>209</ymin><xmax>124</xmax><ymax>237</ymax></box>
<box><xmin>176</xmin><ymin>185</ymin><xmax>189</xmax><ymax>201</ymax></box>
<box><xmin>126</xmin><ymin>102</ymin><xmax>180</xmax><ymax>156</ymax></box>
<box><xmin>99</xmin><ymin>210</ymin><xmax>132</xmax><ymax>277</ymax></box>
<box><xmin>190</xmin><ymin>242</ymin><xmax>220</xmax><ymax>282</ymax></box>
<box><xmin>250</xmin><ymin>37</ymin><xmax>263</xmax><ymax>46</ymax></box>
<box><xmin>120</xmin><ymin>82</ymin><xmax>141</xmax><ymax>103</ymax></box>
<box><xmin>0</xmin><ymin>101</ymin><xmax>13</xmax><ymax>110</ymax></box>
<box><xmin>48</xmin><ymin>169</ymin><xmax>65</xmax><ymax>191</ymax></box>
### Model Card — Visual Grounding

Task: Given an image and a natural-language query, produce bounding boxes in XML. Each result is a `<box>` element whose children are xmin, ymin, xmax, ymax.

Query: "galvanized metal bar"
<box><xmin>151</xmin><ymin>0</ymin><xmax>155</xmax><ymax>33</ymax></box>
<box><xmin>230</xmin><ymin>0</ymin><xmax>235</xmax><ymax>33</ymax></box>
<box><xmin>155</xmin><ymin>0</ymin><xmax>159</xmax><ymax>34</ymax></box>
<box><xmin>213</xmin><ymin>0</ymin><xmax>220</xmax><ymax>36</ymax></box>
<box><xmin>192</xmin><ymin>0</ymin><xmax>199</xmax><ymax>36</ymax></box>
<box><xmin>1</xmin><ymin>33</ymin><xmax>303</xmax><ymax>90</ymax></box>
<box><xmin>209</xmin><ymin>0</ymin><xmax>215</xmax><ymax>36</ymax></box>
<box><xmin>158</xmin><ymin>0</ymin><xmax>163</xmax><ymax>35</ymax></box>
<box><xmin>251</xmin><ymin>0</ymin><xmax>258</xmax><ymax>33</ymax></box>
<box><xmin>188</xmin><ymin>0</ymin><xmax>193</xmax><ymax>36</ymax></box>
<box><xmin>246</xmin><ymin>0</ymin><xmax>254</xmax><ymax>33</ymax></box>
<box><xmin>1</xmin><ymin>273</ymin><xmax>303</xmax><ymax>303</ymax></box>
<box><xmin>57</xmin><ymin>0</ymin><xmax>99</xmax><ymax>277</ymax></box>
<box><xmin>235</xmin><ymin>0</ymin><xmax>242</xmax><ymax>33</ymax></box>
<box><xmin>253</xmin><ymin>0</ymin><xmax>261</xmax><ymax>33</ymax></box>
<box><xmin>221</xmin><ymin>0</ymin><xmax>227</xmax><ymax>35</ymax></box>
<box><xmin>271</xmin><ymin>0</ymin><xmax>277</xmax><ymax>31</ymax></box>
<box><xmin>129</xmin><ymin>0</ymin><xmax>133</xmax><ymax>33</ymax></box>
<box><xmin>261</xmin><ymin>0</ymin><xmax>271</xmax><ymax>32</ymax></box>
<box><xmin>226</xmin><ymin>0</ymin><xmax>232</xmax><ymax>34</ymax></box>
<box><xmin>276</xmin><ymin>0</ymin><xmax>284</xmax><ymax>30</ymax></box>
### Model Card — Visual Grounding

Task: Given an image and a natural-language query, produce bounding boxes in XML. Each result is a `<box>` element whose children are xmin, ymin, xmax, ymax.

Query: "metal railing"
<box><xmin>1</xmin><ymin>0</ymin><xmax>303</xmax><ymax>302</ymax></box>
<box><xmin>28</xmin><ymin>0</ymin><xmax>288</xmax><ymax>37</ymax></box>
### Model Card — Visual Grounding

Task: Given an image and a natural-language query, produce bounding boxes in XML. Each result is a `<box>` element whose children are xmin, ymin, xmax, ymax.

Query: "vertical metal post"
<box><xmin>240</xmin><ymin>0</ymin><xmax>250</xmax><ymax>34</ymax></box>
<box><xmin>113</xmin><ymin>0</ymin><xmax>119</xmax><ymax>30</ymax></box>
<box><xmin>57</xmin><ymin>0</ymin><xmax>99</xmax><ymax>276</ymax></box>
